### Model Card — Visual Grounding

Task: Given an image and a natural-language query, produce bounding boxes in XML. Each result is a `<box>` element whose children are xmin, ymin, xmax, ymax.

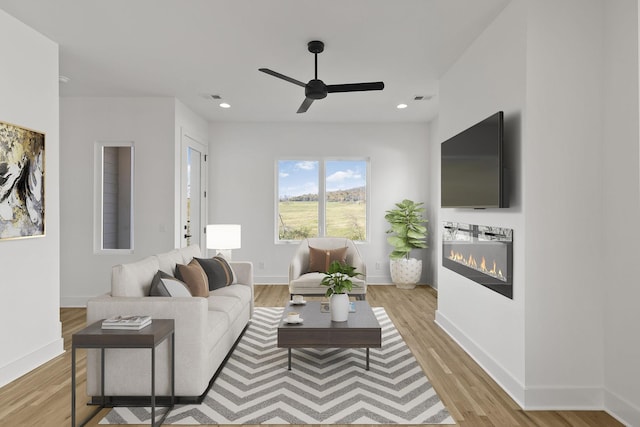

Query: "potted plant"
<box><xmin>321</xmin><ymin>261</ymin><xmax>362</xmax><ymax>322</ymax></box>
<box><xmin>385</xmin><ymin>199</ymin><xmax>428</xmax><ymax>289</ymax></box>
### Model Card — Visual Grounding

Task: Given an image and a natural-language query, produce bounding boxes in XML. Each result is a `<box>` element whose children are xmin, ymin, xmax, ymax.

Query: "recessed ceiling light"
<box><xmin>397</xmin><ymin>103</ymin><xmax>408</xmax><ymax>109</ymax></box>
<box><xmin>58</xmin><ymin>75</ymin><xmax>70</xmax><ymax>83</ymax></box>
<box><xmin>219</xmin><ymin>102</ymin><xmax>231</xmax><ymax>109</ymax></box>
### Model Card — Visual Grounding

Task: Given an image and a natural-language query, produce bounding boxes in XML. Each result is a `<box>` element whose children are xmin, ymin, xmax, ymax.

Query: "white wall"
<box><xmin>434</xmin><ymin>1</ymin><xmax>640</xmax><ymax>423</ymax></box>
<box><xmin>523</xmin><ymin>0</ymin><xmax>604</xmax><ymax>409</ymax></box>
<box><xmin>434</xmin><ymin>0</ymin><xmax>527</xmax><ymax>402</ymax></box>
<box><xmin>60</xmin><ymin>98</ymin><xmax>178</xmax><ymax>305</ymax></box>
<box><xmin>0</xmin><ymin>10</ymin><xmax>63</xmax><ymax>387</ymax></box>
<box><xmin>207</xmin><ymin>122</ymin><xmax>431</xmax><ymax>284</ymax></box>
<box><xmin>602</xmin><ymin>1</ymin><xmax>640</xmax><ymax>425</ymax></box>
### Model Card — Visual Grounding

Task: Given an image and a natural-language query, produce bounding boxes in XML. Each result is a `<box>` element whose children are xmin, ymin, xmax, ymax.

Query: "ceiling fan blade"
<box><xmin>259</xmin><ymin>68</ymin><xmax>306</xmax><ymax>87</ymax></box>
<box><xmin>297</xmin><ymin>98</ymin><xmax>314</xmax><ymax>114</ymax></box>
<box><xmin>327</xmin><ymin>82</ymin><xmax>385</xmax><ymax>93</ymax></box>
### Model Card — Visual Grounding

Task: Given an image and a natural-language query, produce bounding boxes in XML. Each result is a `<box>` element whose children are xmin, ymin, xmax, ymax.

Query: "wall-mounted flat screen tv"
<box><xmin>441</xmin><ymin>111</ymin><xmax>507</xmax><ymax>208</ymax></box>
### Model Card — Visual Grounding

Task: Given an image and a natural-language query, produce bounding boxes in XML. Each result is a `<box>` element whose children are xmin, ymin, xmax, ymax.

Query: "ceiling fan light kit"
<box><xmin>259</xmin><ymin>40</ymin><xmax>384</xmax><ymax>113</ymax></box>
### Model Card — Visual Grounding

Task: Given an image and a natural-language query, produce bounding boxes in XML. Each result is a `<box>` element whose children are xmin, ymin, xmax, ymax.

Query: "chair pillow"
<box><xmin>149</xmin><ymin>271</ymin><xmax>192</xmax><ymax>297</ymax></box>
<box><xmin>175</xmin><ymin>260</ymin><xmax>210</xmax><ymax>297</ymax></box>
<box><xmin>308</xmin><ymin>246</ymin><xmax>348</xmax><ymax>273</ymax></box>
<box><xmin>194</xmin><ymin>256</ymin><xmax>236</xmax><ymax>291</ymax></box>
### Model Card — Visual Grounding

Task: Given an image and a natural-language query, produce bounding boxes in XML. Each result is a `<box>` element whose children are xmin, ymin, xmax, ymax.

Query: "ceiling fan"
<box><xmin>259</xmin><ymin>40</ymin><xmax>385</xmax><ymax>114</ymax></box>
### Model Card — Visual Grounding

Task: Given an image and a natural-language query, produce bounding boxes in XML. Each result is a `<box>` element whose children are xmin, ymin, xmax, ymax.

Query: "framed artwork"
<box><xmin>0</xmin><ymin>121</ymin><xmax>45</xmax><ymax>240</ymax></box>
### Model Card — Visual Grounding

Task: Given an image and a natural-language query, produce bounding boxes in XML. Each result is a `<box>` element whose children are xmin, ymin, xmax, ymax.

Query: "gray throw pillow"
<box><xmin>194</xmin><ymin>256</ymin><xmax>237</xmax><ymax>291</ymax></box>
<box><xmin>149</xmin><ymin>270</ymin><xmax>192</xmax><ymax>297</ymax></box>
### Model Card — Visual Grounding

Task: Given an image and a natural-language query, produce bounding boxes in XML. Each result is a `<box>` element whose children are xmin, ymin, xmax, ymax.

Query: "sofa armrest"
<box><xmin>354</xmin><ymin>257</ymin><xmax>367</xmax><ymax>278</ymax></box>
<box><xmin>85</xmin><ymin>294</ymin><xmax>212</xmax><ymax>397</ymax></box>
<box><xmin>230</xmin><ymin>261</ymin><xmax>254</xmax><ymax>313</ymax></box>
<box><xmin>229</xmin><ymin>261</ymin><xmax>253</xmax><ymax>286</ymax></box>
<box><xmin>289</xmin><ymin>256</ymin><xmax>304</xmax><ymax>282</ymax></box>
<box><xmin>87</xmin><ymin>294</ymin><xmax>209</xmax><ymax>340</ymax></box>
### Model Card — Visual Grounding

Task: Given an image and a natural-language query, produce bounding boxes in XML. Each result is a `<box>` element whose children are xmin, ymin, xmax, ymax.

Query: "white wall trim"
<box><xmin>523</xmin><ymin>386</ymin><xmax>603</xmax><ymax>411</ymax></box>
<box><xmin>60</xmin><ymin>296</ymin><xmax>93</xmax><ymax>308</ymax></box>
<box><xmin>435</xmin><ymin>309</ymin><xmax>526</xmax><ymax>407</ymax></box>
<box><xmin>0</xmin><ymin>337</ymin><xmax>64</xmax><ymax>388</ymax></box>
<box><xmin>436</xmin><ymin>309</ymin><xmax>616</xmax><ymax>412</ymax></box>
<box><xmin>605</xmin><ymin>388</ymin><xmax>640</xmax><ymax>427</ymax></box>
<box><xmin>254</xmin><ymin>276</ymin><xmax>289</xmax><ymax>284</ymax></box>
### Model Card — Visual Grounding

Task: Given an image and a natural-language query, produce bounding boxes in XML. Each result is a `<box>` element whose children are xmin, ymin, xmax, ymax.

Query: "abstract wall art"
<box><xmin>0</xmin><ymin>121</ymin><xmax>45</xmax><ymax>240</ymax></box>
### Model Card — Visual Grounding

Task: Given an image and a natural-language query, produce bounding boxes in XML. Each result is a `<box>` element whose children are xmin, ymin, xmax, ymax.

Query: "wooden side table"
<box><xmin>71</xmin><ymin>319</ymin><xmax>175</xmax><ymax>427</ymax></box>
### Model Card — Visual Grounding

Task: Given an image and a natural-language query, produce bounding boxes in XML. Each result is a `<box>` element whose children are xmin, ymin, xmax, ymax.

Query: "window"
<box><xmin>94</xmin><ymin>141</ymin><xmax>134</xmax><ymax>253</ymax></box>
<box><xmin>277</xmin><ymin>159</ymin><xmax>368</xmax><ymax>242</ymax></box>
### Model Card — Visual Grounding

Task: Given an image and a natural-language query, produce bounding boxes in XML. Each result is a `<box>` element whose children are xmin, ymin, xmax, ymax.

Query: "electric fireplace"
<box><xmin>442</xmin><ymin>222</ymin><xmax>513</xmax><ymax>299</ymax></box>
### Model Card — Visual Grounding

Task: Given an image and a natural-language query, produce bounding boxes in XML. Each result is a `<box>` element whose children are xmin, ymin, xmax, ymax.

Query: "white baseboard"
<box><xmin>435</xmin><ymin>309</ymin><xmax>637</xmax><ymax>420</ymax></box>
<box><xmin>0</xmin><ymin>338</ymin><xmax>64</xmax><ymax>388</ymax></box>
<box><xmin>253</xmin><ymin>276</ymin><xmax>288</xmax><ymax>284</ymax></box>
<box><xmin>605</xmin><ymin>388</ymin><xmax>640</xmax><ymax>427</ymax></box>
<box><xmin>523</xmin><ymin>386</ymin><xmax>603</xmax><ymax>410</ymax></box>
<box><xmin>435</xmin><ymin>309</ymin><xmax>526</xmax><ymax>406</ymax></box>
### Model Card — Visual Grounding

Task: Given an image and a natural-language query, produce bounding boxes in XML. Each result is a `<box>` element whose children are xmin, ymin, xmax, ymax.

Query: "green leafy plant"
<box><xmin>320</xmin><ymin>261</ymin><xmax>362</xmax><ymax>297</ymax></box>
<box><xmin>385</xmin><ymin>199</ymin><xmax>428</xmax><ymax>259</ymax></box>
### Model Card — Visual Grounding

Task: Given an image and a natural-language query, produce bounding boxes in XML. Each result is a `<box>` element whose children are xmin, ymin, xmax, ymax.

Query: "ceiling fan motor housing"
<box><xmin>305</xmin><ymin>79</ymin><xmax>327</xmax><ymax>99</ymax></box>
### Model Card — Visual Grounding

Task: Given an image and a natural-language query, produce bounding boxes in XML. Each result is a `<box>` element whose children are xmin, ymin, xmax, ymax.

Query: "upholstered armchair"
<box><xmin>289</xmin><ymin>237</ymin><xmax>367</xmax><ymax>300</ymax></box>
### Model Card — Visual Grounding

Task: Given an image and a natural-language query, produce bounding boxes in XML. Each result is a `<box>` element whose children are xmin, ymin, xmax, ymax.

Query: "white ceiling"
<box><xmin>0</xmin><ymin>0</ymin><xmax>509</xmax><ymax>123</ymax></box>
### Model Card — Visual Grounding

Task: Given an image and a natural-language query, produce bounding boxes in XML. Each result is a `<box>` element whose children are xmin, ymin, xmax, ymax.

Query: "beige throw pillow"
<box><xmin>307</xmin><ymin>246</ymin><xmax>348</xmax><ymax>273</ymax></box>
<box><xmin>175</xmin><ymin>260</ymin><xmax>210</xmax><ymax>297</ymax></box>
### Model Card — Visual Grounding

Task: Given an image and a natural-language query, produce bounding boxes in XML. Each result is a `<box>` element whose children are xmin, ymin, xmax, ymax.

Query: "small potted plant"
<box><xmin>385</xmin><ymin>199</ymin><xmax>428</xmax><ymax>289</ymax></box>
<box><xmin>321</xmin><ymin>261</ymin><xmax>362</xmax><ymax>322</ymax></box>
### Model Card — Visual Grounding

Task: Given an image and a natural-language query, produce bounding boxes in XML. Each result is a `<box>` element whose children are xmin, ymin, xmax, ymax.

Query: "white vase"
<box><xmin>330</xmin><ymin>293</ymin><xmax>350</xmax><ymax>322</ymax></box>
<box><xmin>390</xmin><ymin>258</ymin><xmax>422</xmax><ymax>289</ymax></box>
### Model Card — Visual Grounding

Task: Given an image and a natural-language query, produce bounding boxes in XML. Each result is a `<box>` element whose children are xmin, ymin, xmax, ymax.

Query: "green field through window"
<box><xmin>277</xmin><ymin>159</ymin><xmax>367</xmax><ymax>241</ymax></box>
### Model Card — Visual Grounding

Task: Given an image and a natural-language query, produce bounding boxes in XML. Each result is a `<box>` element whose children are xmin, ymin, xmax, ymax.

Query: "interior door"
<box><xmin>180</xmin><ymin>132</ymin><xmax>207</xmax><ymax>249</ymax></box>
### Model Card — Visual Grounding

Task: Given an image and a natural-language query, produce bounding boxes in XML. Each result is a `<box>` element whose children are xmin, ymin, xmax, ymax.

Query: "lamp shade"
<box><xmin>206</xmin><ymin>224</ymin><xmax>241</xmax><ymax>250</ymax></box>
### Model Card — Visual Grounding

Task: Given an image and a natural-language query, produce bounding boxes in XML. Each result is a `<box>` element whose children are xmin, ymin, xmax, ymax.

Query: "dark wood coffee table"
<box><xmin>277</xmin><ymin>301</ymin><xmax>381</xmax><ymax>370</ymax></box>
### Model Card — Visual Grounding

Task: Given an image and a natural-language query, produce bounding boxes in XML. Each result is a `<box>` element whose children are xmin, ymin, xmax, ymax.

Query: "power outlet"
<box><xmin>375</xmin><ymin>262</ymin><xmax>382</xmax><ymax>271</ymax></box>
<box><xmin>258</xmin><ymin>261</ymin><xmax>265</xmax><ymax>270</ymax></box>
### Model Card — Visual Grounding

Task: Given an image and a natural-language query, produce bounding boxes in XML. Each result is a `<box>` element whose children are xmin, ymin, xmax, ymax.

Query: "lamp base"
<box><xmin>212</xmin><ymin>249</ymin><xmax>232</xmax><ymax>260</ymax></box>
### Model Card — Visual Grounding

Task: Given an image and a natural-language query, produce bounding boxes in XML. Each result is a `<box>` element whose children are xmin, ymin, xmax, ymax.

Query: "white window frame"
<box><xmin>93</xmin><ymin>141</ymin><xmax>135</xmax><ymax>254</ymax></box>
<box><xmin>275</xmin><ymin>157</ymin><xmax>370</xmax><ymax>244</ymax></box>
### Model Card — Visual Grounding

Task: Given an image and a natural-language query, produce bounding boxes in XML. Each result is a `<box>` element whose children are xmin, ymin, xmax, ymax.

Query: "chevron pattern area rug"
<box><xmin>100</xmin><ymin>306</ymin><xmax>454</xmax><ymax>425</ymax></box>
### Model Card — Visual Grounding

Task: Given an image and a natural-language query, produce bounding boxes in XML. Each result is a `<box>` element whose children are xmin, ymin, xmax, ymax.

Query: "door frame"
<box><xmin>177</xmin><ymin>128</ymin><xmax>208</xmax><ymax>250</ymax></box>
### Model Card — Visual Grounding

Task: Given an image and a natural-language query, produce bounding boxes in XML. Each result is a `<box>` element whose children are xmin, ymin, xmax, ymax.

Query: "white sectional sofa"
<box><xmin>86</xmin><ymin>245</ymin><xmax>253</xmax><ymax>402</ymax></box>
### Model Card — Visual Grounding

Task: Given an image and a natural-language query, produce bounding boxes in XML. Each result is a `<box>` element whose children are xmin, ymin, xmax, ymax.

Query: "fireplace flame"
<box><xmin>467</xmin><ymin>254</ymin><xmax>477</xmax><ymax>269</ymax></box>
<box><xmin>448</xmin><ymin>250</ymin><xmax>506</xmax><ymax>282</ymax></box>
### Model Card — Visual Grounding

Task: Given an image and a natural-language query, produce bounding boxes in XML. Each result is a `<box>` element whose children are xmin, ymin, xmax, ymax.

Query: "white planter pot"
<box><xmin>390</xmin><ymin>258</ymin><xmax>422</xmax><ymax>289</ymax></box>
<box><xmin>330</xmin><ymin>293</ymin><xmax>350</xmax><ymax>322</ymax></box>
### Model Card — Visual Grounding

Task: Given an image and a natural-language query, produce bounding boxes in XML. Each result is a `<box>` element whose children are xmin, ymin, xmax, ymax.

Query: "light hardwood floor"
<box><xmin>0</xmin><ymin>285</ymin><xmax>622</xmax><ymax>426</ymax></box>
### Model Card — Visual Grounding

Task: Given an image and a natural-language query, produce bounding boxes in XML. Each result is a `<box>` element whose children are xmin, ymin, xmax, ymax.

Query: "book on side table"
<box><xmin>101</xmin><ymin>315</ymin><xmax>152</xmax><ymax>330</ymax></box>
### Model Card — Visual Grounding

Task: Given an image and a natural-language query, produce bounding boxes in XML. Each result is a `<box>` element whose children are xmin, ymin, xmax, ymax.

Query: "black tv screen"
<box><xmin>441</xmin><ymin>111</ymin><xmax>506</xmax><ymax>208</ymax></box>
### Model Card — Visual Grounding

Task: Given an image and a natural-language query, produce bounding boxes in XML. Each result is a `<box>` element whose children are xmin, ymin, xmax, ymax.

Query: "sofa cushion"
<box><xmin>308</xmin><ymin>246</ymin><xmax>348</xmax><ymax>273</ymax></box>
<box><xmin>212</xmin><ymin>283</ymin><xmax>252</xmax><ymax>303</ymax></box>
<box><xmin>195</xmin><ymin>256</ymin><xmax>236</xmax><ymax>290</ymax></box>
<box><xmin>112</xmin><ymin>256</ymin><xmax>160</xmax><ymax>297</ymax></box>
<box><xmin>175</xmin><ymin>260</ymin><xmax>209</xmax><ymax>297</ymax></box>
<box><xmin>149</xmin><ymin>271</ymin><xmax>192</xmax><ymax>297</ymax></box>
<box><xmin>291</xmin><ymin>272</ymin><xmax>365</xmax><ymax>288</ymax></box>
<box><xmin>206</xmin><ymin>310</ymin><xmax>230</xmax><ymax>347</ymax></box>
<box><xmin>156</xmin><ymin>249</ymin><xmax>184</xmax><ymax>275</ymax></box>
<box><xmin>207</xmin><ymin>295</ymin><xmax>245</xmax><ymax>323</ymax></box>
<box><xmin>180</xmin><ymin>244</ymin><xmax>203</xmax><ymax>265</ymax></box>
